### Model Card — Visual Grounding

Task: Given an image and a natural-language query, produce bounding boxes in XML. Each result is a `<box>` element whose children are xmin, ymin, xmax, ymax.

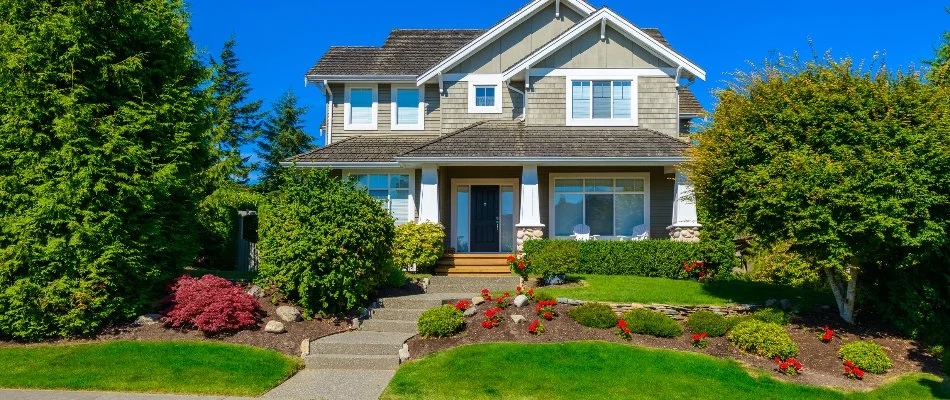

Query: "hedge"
<box><xmin>522</xmin><ymin>239</ymin><xmax>716</xmax><ymax>278</ymax></box>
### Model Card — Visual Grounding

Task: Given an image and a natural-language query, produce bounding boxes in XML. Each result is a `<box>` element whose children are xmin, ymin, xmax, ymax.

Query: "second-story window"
<box><xmin>344</xmin><ymin>84</ymin><xmax>378</xmax><ymax>130</ymax></box>
<box><xmin>567</xmin><ymin>79</ymin><xmax>636</xmax><ymax>126</ymax></box>
<box><xmin>475</xmin><ymin>86</ymin><xmax>495</xmax><ymax>107</ymax></box>
<box><xmin>391</xmin><ymin>85</ymin><xmax>424</xmax><ymax>130</ymax></box>
<box><xmin>467</xmin><ymin>78</ymin><xmax>503</xmax><ymax>114</ymax></box>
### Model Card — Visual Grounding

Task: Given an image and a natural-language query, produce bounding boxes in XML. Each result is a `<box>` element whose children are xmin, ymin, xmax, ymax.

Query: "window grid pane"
<box><xmin>612</xmin><ymin>81</ymin><xmax>632</xmax><ymax>119</ymax></box>
<box><xmin>571</xmin><ymin>81</ymin><xmax>591</xmax><ymax>119</ymax></box>
<box><xmin>553</xmin><ymin>177</ymin><xmax>646</xmax><ymax>237</ymax></box>
<box><xmin>475</xmin><ymin>86</ymin><xmax>495</xmax><ymax>107</ymax></box>
<box><xmin>592</xmin><ymin>81</ymin><xmax>612</xmax><ymax>119</ymax></box>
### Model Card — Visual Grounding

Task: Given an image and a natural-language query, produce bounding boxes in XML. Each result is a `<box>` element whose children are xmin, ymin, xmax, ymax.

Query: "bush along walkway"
<box><xmin>263</xmin><ymin>276</ymin><xmax>520</xmax><ymax>400</ymax></box>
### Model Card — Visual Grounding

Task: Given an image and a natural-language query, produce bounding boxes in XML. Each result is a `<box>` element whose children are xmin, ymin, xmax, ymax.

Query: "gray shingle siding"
<box><xmin>440</xmin><ymin>81</ymin><xmax>524</xmax><ymax>133</ymax></box>
<box><xmin>329</xmin><ymin>83</ymin><xmax>442</xmax><ymax>143</ymax></box>
<box><xmin>638</xmin><ymin>77</ymin><xmax>678</xmax><ymax>138</ymax></box>
<box><xmin>527</xmin><ymin>75</ymin><xmax>566</xmax><ymax>126</ymax></box>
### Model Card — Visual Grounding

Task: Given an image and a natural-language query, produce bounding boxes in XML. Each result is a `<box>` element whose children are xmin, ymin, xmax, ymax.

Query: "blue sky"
<box><xmin>188</xmin><ymin>0</ymin><xmax>948</xmax><ymax>157</ymax></box>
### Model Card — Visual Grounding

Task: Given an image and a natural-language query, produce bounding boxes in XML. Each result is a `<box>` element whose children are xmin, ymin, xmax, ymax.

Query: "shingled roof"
<box><xmin>398</xmin><ymin>121</ymin><xmax>689</xmax><ymax>159</ymax></box>
<box><xmin>288</xmin><ymin>136</ymin><xmax>433</xmax><ymax>163</ymax></box>
<box><xmin>307</xmin><ymin>29</ymin><xmax>485</xmax><ymax>76</ymax></box>
<box><xmin>679</xmin><ymin>88</ymin><xmax>705</xmax><ymax>116</ymax></box>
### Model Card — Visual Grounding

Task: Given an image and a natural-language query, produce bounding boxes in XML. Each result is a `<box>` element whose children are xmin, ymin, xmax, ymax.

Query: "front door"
<box><xmin>470</xmin><ymin>185</ymin><xmax>500</xmax><ymax>252</ymax></box>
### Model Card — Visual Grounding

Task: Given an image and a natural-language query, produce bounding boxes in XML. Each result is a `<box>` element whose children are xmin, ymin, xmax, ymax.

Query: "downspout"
<box><xmin>674</xmin><ymin>66</ymin><xmax>683</xmax><ymax>136</ymax></box>
<box><xmin>506</xmin><ymin>79</ymin><xmax>527</xmax><ymax>122</ymax></box>
<box><xmin>322</xmin><ymin>80</ymin><xmax>333</xmax><ymax>145</ymax></box>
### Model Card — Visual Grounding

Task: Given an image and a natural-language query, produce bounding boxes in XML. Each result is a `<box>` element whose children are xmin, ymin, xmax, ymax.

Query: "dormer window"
<box><xmin>344</xmin><ymin>84</ymin><xmax>378</xmax><ymax>130</ymax></box>
<box><xmin>566</xmin><ymin>78</ymin><xmax>637</xmax><ymax>126</ymax></box>
<box><xmin>467</xmin><ymin>77</ymin><xmax>503</xmax><ymax>114</ymax></box>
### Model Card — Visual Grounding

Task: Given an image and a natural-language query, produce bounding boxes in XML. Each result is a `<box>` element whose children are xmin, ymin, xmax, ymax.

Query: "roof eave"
<box><xmin>305</xmin><ymin>74</ymin><xmax>418</xmax><ymax>83</ymax></box>
<box><xmin>280</xmin><ymin>161</ymin><xmax>403</xmax><ymax>169</ymax></box>
<box><xmin>393</xmin><ymin>156</ymin><xmax>687</xmax><ymax>167</ymax></box>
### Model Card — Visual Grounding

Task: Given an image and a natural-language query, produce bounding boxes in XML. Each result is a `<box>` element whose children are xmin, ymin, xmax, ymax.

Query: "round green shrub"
<box><xmin>621</xmin><ymin>309</ymin><xmax>683</xmax><ymax>338</ymax></box>
<box><xmin>392</xmin><ymin>222</ymin><xmax>445</xmax><ymax>273</ymax></box>
<box><xmin>838</xmin><ymin>340</ymin><xmax>893</xmax><ymax>374</ymax></box>
<box><xmin>257</xmin><ymin>168</ymin><xmax>396</xmax><ymax>316</ymax></box>
<box><xmin>687</xmin><ymin>311</ymin><xmax>730</xmax><ymax>337</ymax></box>
<box><xmin>417</xmin><ymin>305</ymin><xmax>464</xmax><ymax>338</ymax></box>
<box><xmin>534</xmin><ymin>290</ymin><xmax>556</xmax><ymax>302</ymax></box>
<box><xmin>728</xmin><ymin>319</ymin><xmax>798</xmax><ymax>359</ymax></box>
<box><xmin>568</xmin><ymin>303</ymin><xmax>619</xmax><ymax>329</ymax></box>
<box><xmin>725</xmin><ymin>315</ymin><xmax>754</xmax><ymax>331</ymax></box>
<box><xmin>752</xmin><ymin>308</ymin><xmax>790</xmax><ymax>325</ymax></box>
<box><xmin>532</xmin><ymin>240</ymin><xmax>579</xmax><ymax>278</ymax></box>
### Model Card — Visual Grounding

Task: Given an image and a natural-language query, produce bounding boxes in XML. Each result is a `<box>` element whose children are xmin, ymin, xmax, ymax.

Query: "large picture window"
<box><xmin>351</xmin><ymin>173</ymin><xmax>411</xmax><ymax>225</ymax></box>
<box><xmin>567</xmin><ymin>79</ymin><xmax>636</xmax><ymax>126</ymax></box>
<box><xmin>552</xmin><ymin>177</ymin><xmax>648</xmax><ymax>238</ymax></box>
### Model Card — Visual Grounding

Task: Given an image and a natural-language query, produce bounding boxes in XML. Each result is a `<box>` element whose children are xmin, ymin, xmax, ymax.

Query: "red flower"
<box><xmin>519</xmin><ymin>262</ymin><xmax>525</xmax><ymax>270</ymax></box>
<box><xmin>774</xmin><ymin>357</ymin><xmax>782</xmax><ymax>363</ymax></box>
<box><xmin>544</xmin><ymin>312</ymin><xmax>553</xmax><ymax>320</ymax></box>
<box><xmin>618</xmin><ymin>320</ymin><xmax>628</xmax><ymax>328</ymax></box>
<box><xmin>528</xmin><ymin>289</ymin><xmax>534</xmax><ymax>296</ymax></box>
<box><xmin>844</xmin><ymin>360</ymin><xmax>855</xmax><ymax>368</ymax></box>
<box><xmin>516</xmin><ymin>286</ymin><xmax>522</xmax><ymax>292</ymax></box>
<box><xmin>698</xmin><ymin>272</ymin><xmax>706</xmax><ymax>278</ymax></box>
<box><xmin>692</xmin><ymin>333</ymin><xmax>701</xmax><ymax>341</ymax></box>
<box><xmin>507</xmin><ymin>255</ymin><xmax>516</xmax><ymax>263</ymax></box>
<box><xmin>700</xmin><ymin>332</ymin><xmax>707</xmax><ymax>339</ymax></box>
<box><xmin>624</xmin><ymin>327</ymin><xmax>631</xmax><ymax>334</ymax></box>
<box><xmin>481</xmin><ymin>320</ymin><xmax>492</xmax><ymax>329</ymax></box>
<box><xmin>779</xmin><ymin>362</ymin><xmax>789</xmax><ymax>370</ymax></box>
<box><xmin>485</xmin><ymin>295</ymin><xmax>492</xmax><ymax>301</ymax></box>
<box><xmin>503</xmin><ymin>292</ymin><xmax>510</xmax><ymax>297</ymax></box>
<box><xmin>481</xmin><ymin>289</ymin><xmax>489</xmax><ymax>294</ymax></box>
<box><xmin>854</xmin><ymin>369</ymin><xmax>864</xmax><ymax>379</ymax></box>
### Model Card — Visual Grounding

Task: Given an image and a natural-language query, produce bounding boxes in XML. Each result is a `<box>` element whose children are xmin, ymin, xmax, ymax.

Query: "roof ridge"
<box><xmin>397</xmin><ymin>121</ymin><xmax>490</xmax><ymax>156</ymax></box>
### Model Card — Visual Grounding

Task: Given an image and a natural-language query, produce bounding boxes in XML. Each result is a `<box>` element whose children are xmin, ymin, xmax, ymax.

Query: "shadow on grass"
<box><xmin>698</xmin><ymin>279</ymin><xmax>835</xmax><ymax>308</ymax></box>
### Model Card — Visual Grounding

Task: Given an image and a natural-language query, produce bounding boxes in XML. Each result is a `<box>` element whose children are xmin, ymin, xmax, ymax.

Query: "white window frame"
<box><xmin>390</xmin><ymin>84</ymin><xmax>425</xmax><ymax>131</ymax></box>
<box><xmin>467</xmin><ymin>75</ymin><xmax>503</xmax><ymax>114</ymax></box>
<box><xmin>344</xmin><ymin>169</ymin><xmax>417</xmax><ymax>225</ymax></box>
<box><xmin>566</xmin><ymin>75</ymin><xmax>638</xmax><ymax>127</ymax></box>
<box><xmin>343</xmin><ymin>84</ymin><xmax>378</xmax><ymax>131</ymax></box>
<box><xmin>547</xmin><ymin>172</ymin><xmax>651</xmax><ymax>239</ymax></box>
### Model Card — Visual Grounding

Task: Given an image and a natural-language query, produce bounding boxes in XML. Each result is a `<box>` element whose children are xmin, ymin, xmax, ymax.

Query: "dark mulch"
<box><xmin>408</xmin><ymin>303</ymin><xmax>943</xmax><ymax>391</ymax></box>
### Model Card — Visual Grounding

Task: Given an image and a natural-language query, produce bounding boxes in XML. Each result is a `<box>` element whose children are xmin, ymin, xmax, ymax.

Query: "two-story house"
<box><xmin>287</xmin><ymin>0</ymin><xmax>705</xmax><ymax>274</ymax></box>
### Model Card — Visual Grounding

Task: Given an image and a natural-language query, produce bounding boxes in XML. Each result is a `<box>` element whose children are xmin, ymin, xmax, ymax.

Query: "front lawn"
<box><xmin>382</xmin><ymin>342</ymin><xmax>948</xmax><ymax>400</ymax></box>
<box><xmin>0</xmin><ymin>341</ymin><xmax>300</xmax><ymax>396</ymax></box>
<box><xmin>539</xmin><ymin>275</ymin><xmax>835</xmax><ymax>306</ymax></box>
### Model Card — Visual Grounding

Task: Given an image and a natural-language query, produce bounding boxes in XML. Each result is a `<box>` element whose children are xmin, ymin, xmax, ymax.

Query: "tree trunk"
<box><xmin>824</xmin><ymin>265</ymin><xmax>858</xmax><ymax>323</ymax></box>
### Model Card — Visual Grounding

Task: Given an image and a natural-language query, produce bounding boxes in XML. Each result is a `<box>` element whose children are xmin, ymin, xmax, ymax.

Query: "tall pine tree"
<box><xmin>0</xmin><ymin>0</ymin><xmax>209</xmax><ymax>339</ymax></box>
<box><xmin>256</xmin><ymin>90</ymin><xmax>314</xmax><ymax>191</ymax></box>
<box><xmin>207</xmin><ymin>37</ymin><xmax>263</xmax><ymax>185</ymax></box>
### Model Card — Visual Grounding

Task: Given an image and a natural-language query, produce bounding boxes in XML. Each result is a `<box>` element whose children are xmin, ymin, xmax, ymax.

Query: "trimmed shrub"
<box><xmin>687</xmin><ymin>311</ymin><xmax>730</xmax><ymax>337</ymax></box>
<box><xmin>534</xmin><ymin>290</ymin><xmax>556</xmax><ymax>302</ymax></box>
<box><xmin>568</xmin><ymin>303</ymin><xmax>619</xmax><ymax>329</ymax></box>
<box><xmin>728</xmin><ymin>320</ymin><xmax>798</xmax><ymax>359</ymax></box>
<box><xmin>417</xmin><ymin>305</ymin><xmax>464</xmax><ymax>338</ymax></box>
<box><xmin>195</xmin><ymin>185</ymin><xmax>265</xmax><ymax>270</ymax></box>
<box><xmin>257</xmin><ymin>168</ymin><xmax>395</xmax><ymax>316</ymax></box>
<box><xmin>392</xmin><ymin>222</ymin><xmax>445</xmax><ymax>273</ymax></box>
<box><xmin>725</xmin><ymin>315</ymin><xmax>754</xmax><ymax>331</ymax></box>
<box><xmin>838</xmin><ymin>340</ymin><xmax>893</xmax><ymax>374</ymax></box>
<box><xmin>532</xmin><ymin>240</ymin><xmax>579</xmax><ymax>278</ymax></box>
<box><xmin>621</xmin><ymin>309</ymin><xmax>683</xmax><ymax>338</ymax></box>
<box><xmin>752</xmin><ymin>308</ymin><xmax>790</xmax><ymax>325</ymax></box>
<box><xmin>162</xmin><ymin>275</ymin><xmax>261</xmax><ymax>334</ymax></box>
<box><xmin>523</xmin><ymin>239</ymin><xmax>732</xmax><ymax>278</ymax></box>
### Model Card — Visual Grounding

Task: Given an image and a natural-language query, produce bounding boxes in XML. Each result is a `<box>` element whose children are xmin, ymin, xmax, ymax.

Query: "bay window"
<box><xmin>552</xmin><ymin>176</ymin><xmax>648</xmax><ymax>238</ymax></box>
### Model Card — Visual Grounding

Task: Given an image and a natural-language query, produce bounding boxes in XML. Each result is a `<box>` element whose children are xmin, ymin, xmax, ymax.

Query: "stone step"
<box><xmin>310</xmin><ymin>331</ymin><xmax>415</xmax><ymax>356</ymax></box>
<box><xmin>426</xmin><ymin>284</ymin><xmax>518</xmax><ymax>294</ymax></box>
<box><xmin>371</xmin><ymin>307</ymin><xmax>426</xmax><ymax>321</ymax></box>
<box><xmin>379</xmin><ymin>293</ymin><xmax>472</xmax><ymax>309</ymax></box>
<box><xmin>361</xmin><ymin>319</ymin><xmax>419</xmax><ymax>334</ymax></box>
<box><xmin>304</xmin><ymin>353</ymin><xmax>400</xmax><ymax>370</ymax></box>
<box><xmin>427</xmin><ymin>276</ymin><xmax>522</xmax><ymax>293</ymax></box>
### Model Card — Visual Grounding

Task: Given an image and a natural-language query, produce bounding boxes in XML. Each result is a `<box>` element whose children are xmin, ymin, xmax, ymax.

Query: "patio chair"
<box><xmin>571</xmin><ymin>224</ymin><xmax>598</xmax><ymax>241</ymax></box>
<box><xmin>628</xmin><ymin>224</ymin><xmax>650</xmax><ymax>241</ymax></box>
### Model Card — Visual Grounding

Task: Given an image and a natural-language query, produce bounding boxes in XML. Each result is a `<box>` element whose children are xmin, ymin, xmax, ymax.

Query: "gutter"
<box><xmin>393</xmin><ymin>156</ymin><xmax>687</xmax><ymax>166</ymax></box>
<box><xmin>506</xmin><ymin>80</ymin><xmax>527</xmax><ymax>122</ymax></box>
<box><xmin>279</xmin><ymin>161</ymin><xmax>401</xmax><ymax>169</ymax></box>
<box><xmin>305</xmin><ymin>74</ymin><xmax>417</xmax><ymax>83</ymax></box>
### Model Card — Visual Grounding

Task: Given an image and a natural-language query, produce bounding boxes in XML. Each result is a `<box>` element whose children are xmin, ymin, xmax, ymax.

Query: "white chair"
<box><xmin>628</xmin><ymin>224</ymin><xmax>650</xmax><ymax>241</ymax></box>
<box><xmin>571</xmin><ymin>224</ymin><xmax>598</xmax><ymax>241</ymax></box>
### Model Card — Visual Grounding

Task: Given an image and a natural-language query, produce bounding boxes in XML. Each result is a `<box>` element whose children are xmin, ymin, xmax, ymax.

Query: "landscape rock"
<box><xmin>276</xmin><ymin>306</ymin><xmax>302</xmax><ymax>322</ymax></box>
<box><xmin>463</xmin><ymin>307</ymin><xmax>478</xmax><ymax>317</ymax></box>
<box><xmin>510</xmin><ymin>314</ymin><xmax>527</xmax><ymax>324</ymax></box>
<box><xmin>543</xmin><ymin>274</ymin><xmax>567</xmax><ymax>286</ymax></box>
<box><xmin>300</xmin><ymin>339</ymin><xmax>310</xmax><ymax>356</ymax></box>
<box><xmin>399</xmin><ymin>345</ymin><xmax>410</xmax><ymax>362</ymax></box>
<box><xmin>513</xmin><ymin>295</ymin><xmax>529</xmax><ymax>307</ymax></box>
<box><xmin>264</xmin><ymin>320</ymin><xmax>285</xmax><ymax>333</ymax></box>
<box><xmin>556</xmin><ymin>298</ymin><xmax>570</xmax><ymax>304</ymax></box>
<box><xmin>779</xmin><ymin>299</ymin><xmax>793</xmax><ymax>311</ymax></box>
<box><xmin>134</xmin><ymin>314</ymin><xmax>162</xmax><ymax>326</ymax></box>
<box><xmin>765</xmin><ymin>298</ymin><xmax>778</xmax><ymax>308</ymax></box>
<box><xmin>472</xmin><ymin>296</ymin><xmax>485</xmax><ymax>305</ymax></box>
<box><xmin>351</xmin><ymin>317</ymin><xmax>360</xmax><ymax>328</ymax></box>
<box><xmin>245</xmin><ymin>285</ymin><xmax>264</xmax><ymax>298</ymax></box>
<box><xmin>568</xmin><ymin>299</ymin><xmax>584</xmax><ymax>305</ymax></box>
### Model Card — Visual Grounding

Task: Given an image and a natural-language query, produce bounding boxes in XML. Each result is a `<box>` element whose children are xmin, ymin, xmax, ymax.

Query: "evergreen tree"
<box><xmin>0</xmin><ymin>0</ymin><xmax>209</xmax><ymax>339</ymax></box>
<box><xmin>207</xmin><ymin>37</ymin><xmax>263</xmax><ymax>185</ymax></box>
<box><xmin>256</xmin><ymin>90</ymin><xmax>314</xmax><ymax>191</ymax></box>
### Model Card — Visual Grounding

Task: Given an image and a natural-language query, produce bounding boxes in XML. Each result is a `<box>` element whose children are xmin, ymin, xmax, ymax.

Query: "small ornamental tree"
<box><xmin>162</xmin><ymin>275</ymin><xmax>261</xmax><ymax>334</ymax></box>
<box><xmin>686</xmin><ymin>53</ymin><xmax>950</xmax><ymax>323</ymax></box>
<box><xmin>257</xmin><ymin>168</ymin><xmax>395</xmax><ymax>316</ymax></box>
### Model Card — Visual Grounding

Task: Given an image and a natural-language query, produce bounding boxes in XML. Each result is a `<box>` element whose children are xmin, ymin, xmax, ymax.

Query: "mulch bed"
<box><xmin>407</xmin><ymin>302</ymin><xmax>943</xmax><ymax>391</ymax></box>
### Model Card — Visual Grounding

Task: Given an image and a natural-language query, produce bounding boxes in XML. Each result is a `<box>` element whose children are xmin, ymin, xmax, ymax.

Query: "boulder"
<box><xmin>264</xmin><ymin>320</ymin><xmax>285</xmax><ymax>334</ymax></box>
<box><xmin>779</xmin><ymin>299</ymin><xmax>793</xmax><ymax>311</ymax></box>
<box><xmin>134</xmin><ymin>314</ymin><xmax>162</xmax><ymax>326</ymax></box>
<box><xmin>472</xmin><ymin>296</ymin><xmax>485</xmax><ymax>306</ymax></box>
<box><xmin>513</xmin><ymin>295</ymin><xmax>529</xmax><ymax>307</ymax></box>
<box><xmin>245</xmin><ymin>285</ymin><xmax>264</xmax><ymax>298</ymax></box>
<box><xmin>510</xmin><ymin>314</ymin><xmax>527</xmax><ymax>324</ymax></box>
<box><xmin>463</xmin><ymin>307</ymin><xmax>478</xmax><ymax>317</ymax></box>
<box><xmin>276</xmin><ymin>306</ymin><xmax>302</xmax><ymax>322</ymax></box>
<box><xmin>399</xmin><ymin>345</ymin><xmax>410</xmax><ymax>362</ymax></box>
<box><xmin>556</xmin><ymin>298</ymin><xmax>570</xmax><ymax>304</ymax></box>
<box><xmin>300</xmin><ymin>339</ymin><xmax>311</xmax><ymax>356</ymax></box>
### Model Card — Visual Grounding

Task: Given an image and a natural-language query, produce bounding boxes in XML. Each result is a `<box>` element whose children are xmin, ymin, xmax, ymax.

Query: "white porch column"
<box><xmin>516</xmin><ymin>164</ymin><xmax>544</xmax><ymax>252</ymax></box>
<box><xmin>418</xmin><ymin>165</ymin><xmax>440</xmax><ymax>224</ymax></box>
<box><xmin>668</xmin><ymin>170</ymin><xmax>701</xmax><ymax>242</ymax></box>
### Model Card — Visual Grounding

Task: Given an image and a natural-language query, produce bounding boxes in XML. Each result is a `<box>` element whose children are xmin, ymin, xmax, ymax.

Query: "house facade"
<box><xmin>289</xmin><ymin>0</ymin><xmax>705</xmax><ymax>271</ymax></box>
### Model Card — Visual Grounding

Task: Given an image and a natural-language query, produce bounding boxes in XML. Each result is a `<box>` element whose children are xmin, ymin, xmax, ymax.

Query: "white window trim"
<box><xmin>565</xmin><ymin>75</ymin><xmax>638</xmax><ymax>127</ymax></box>
<box><xmin>467</xmin><ymin>76</ymin><xmax>503</xmax><ymax>114</ymax></box>
<box><xmin>343</xmin><ymin>84</ymin><xmax>378</xmax><ymax>131</ymax></box>
<box><xmin>547</xmin><ymin>172</ymin><xmax>651</xmax><ymax>239</ymax></box>
<box><xmin>343</xmin><ymin>169</ymin><xmax>417</xmax><ymax>224</ymax></box>
<box><xmin>390</xmin><ymin>84</ymin><xmax>425</xmax><ymax>131</ymax></box>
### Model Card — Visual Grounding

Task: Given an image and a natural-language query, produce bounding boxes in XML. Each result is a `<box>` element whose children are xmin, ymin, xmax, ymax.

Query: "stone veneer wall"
<box><xmin>516</xmin><ymin>226</ymin><xmax>544</xmax><ymax>253</ymax></box>
<box><xmin>668</xmin><ymin>226</ymin><xmax>701</xmax><ymax>243</ymax></box>
<box><xmin>553</xmin><ymin>297</ymin><xmax>758</xmax><ymax>321</ymax></box>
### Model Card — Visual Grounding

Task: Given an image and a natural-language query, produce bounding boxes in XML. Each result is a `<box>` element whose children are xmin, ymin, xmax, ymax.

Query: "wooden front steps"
<box><xmin>434</xmin><ymin>253</ymin><xmax>512</xmax><ymax>276</ymax></box>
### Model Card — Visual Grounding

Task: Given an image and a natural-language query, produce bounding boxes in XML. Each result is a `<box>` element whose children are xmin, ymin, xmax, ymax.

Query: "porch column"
<box><xmin>418</xmin><ymin>165</ymin><xmax>440</xmax><ymax>224</ymax></box>
<box><xmin>516</xmin><ymin>164</ymin><xmax>544</xmax><ymax>252</ymax></box>
<box><xmin>668</xmin><ymin>170</ymin><xmax>701</xmax><ymax>243</ymax></box>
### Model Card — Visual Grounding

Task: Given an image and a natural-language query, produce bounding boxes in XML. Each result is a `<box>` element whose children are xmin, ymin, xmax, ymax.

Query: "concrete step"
<box><xmin>304</xmin><ymin>353</ymin><xmax>400</xmax><ymax>370</ymax></box>
<box><xmin>361</xmin><ymin>319</ymin><xmax>418</xmax><ymax>334</ymax></box>
<box><xmin>310</xmin><ymin>331</ymin><xmax>415</xmax><ymax>356</ymax></box>
<box><xmin>379</xmin><ymin>293</ymin><xmax>472</xmax><ymax>309</ymax></box>
<box><xmin>427</xmin><ymin>276</ymin><xmax>522</xmax><ymax>293</ymax></box>
<box><xmin>372</xmin><ymin>308</ymin><xmax>426</xmax><ymax>321</ymax></box>
<box><xmin>426</xmin><ymin>284</ymin><xmax>518</xmax><ymax>294</ymax></box>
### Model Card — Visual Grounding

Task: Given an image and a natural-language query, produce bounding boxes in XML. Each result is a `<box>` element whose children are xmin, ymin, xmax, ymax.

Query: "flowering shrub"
<box><xmin>692</xmin><ymin>332</ymin><xmax>709</xmax><ymax>348</ymax></box>
<box><xmin>162</xmin><ymin>274</ymin><xmax>261</xmax><ymax>334</ymax></box>
<box><xmin>616</xmin><ymin>319</ymin><xmax>632</xmax><ymax>340</ymax></box>
<box><xmin>528</xmin><ymin>319</ymin><xmax>544</xmax><ymax>335</ymax></box>
<box><xmin>536</xmin><ymin>300</ymin><xmax>557</xmax><ymax>320</ymax></box>
<box><xmin>507</xmin><ymin>254</ymin><xmax>532</xmax><ymax>277</ymax></box>
<box><xmin>454</xmin><ymin>300</ymin><xmax>471</xmax><ymax>312</ymax></box>
<box><xmin>819</xmin><ymin>325</ymin><xmax>834</xmax><ymax>343</ymax></box>
<box><xmin>844</xmin><ymin>360</ymin><xmax>865</xmax><ymax>380</ymax></box>
<box><xmin>482</xmin><ymin>307</ymin><xmax>503</xmax><ymax>329</ymax></box>
<box><xmin>516</xmin><ymin>286</ymin><xmax>535</xmax><ymax>300</ymax></box>
<box><xmin>417</xmin><ymin>305</ymin><xmax>464</xmax><ymax>338</ymax></box>
<box><xmin>495</xmin><ymin>292</ymin><xmax>511</xmax><ymax>308</ymax></box>
<box><xmin>774</xmin><ymin>357</ymin><xmax>803</xmax><ymax>375</ymax></box>
<box><xmin>480</xmin><ymin>289</ymin><xmax>492</xmax><ymax>302</ymax></box>
<box><xmin>683</xmin><ymin>261</ymin><xmax>709</xmax><ymax>280</ymax></box>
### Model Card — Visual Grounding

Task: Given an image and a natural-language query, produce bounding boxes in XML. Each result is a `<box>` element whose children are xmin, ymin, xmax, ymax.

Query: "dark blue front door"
<box><xmin>470</xmin><ymin>185</ymin><xmax>499</xmax><ymax>252</ymax></box>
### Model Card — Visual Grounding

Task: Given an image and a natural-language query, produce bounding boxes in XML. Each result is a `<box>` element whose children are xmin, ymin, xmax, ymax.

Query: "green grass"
<box><xmin>539</xmin><ymin>275</ymin><xmax>835</xmax><ymax>306</ymax></box>
<box><xmin>184</xmin><ymin>268</ymin><xmax>258</xmax><ymax>281</ymax></box>
<box><xmin>0</xmin><ymin>341</ymin><xmax>300</xmax><ymax>396</ymax></box>
<box><xmin>381</xmin><ymin>342</ymin><xmax>948</xmax><ymax>400</ymax></box>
